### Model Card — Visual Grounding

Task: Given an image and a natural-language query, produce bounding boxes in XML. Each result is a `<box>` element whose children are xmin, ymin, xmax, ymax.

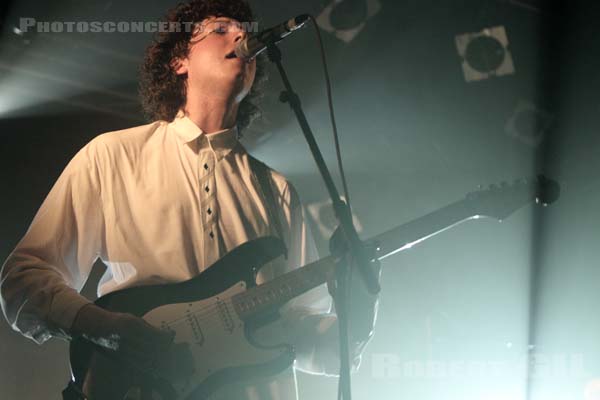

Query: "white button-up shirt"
<box><xmin>1</xmin><ymin>113</ymin><xmax>332</xmax><ymax>399</ymax></box>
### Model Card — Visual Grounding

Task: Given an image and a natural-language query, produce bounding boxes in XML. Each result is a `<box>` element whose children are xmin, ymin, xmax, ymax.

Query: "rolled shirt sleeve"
<box><xmin>0</xmin><ymin>140</ymin><xmax>104</xmax><ymax>344</ymax></box>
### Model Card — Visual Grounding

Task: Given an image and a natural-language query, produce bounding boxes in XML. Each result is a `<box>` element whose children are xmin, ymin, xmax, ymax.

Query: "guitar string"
<box><xmin>155</xmin><ymin>298</ymin><xmax>245</xmax><ymax>329</ymax></box>
<box><xmin>160</xmin><ymin>289</ymin><xmax>301</xmax><ymax>333</ymax></box>
<box><xmin>159</xmin><ymin>299</ymin><xmax>264</xmax><ymax>333</ymax></box>
<box><xmin>151</xmin><ymin>276</ymin><xmax>319</xmax><ymax>329</ymax></box>
<box><xmin>159</xmin><ymin>285</ymin><xmax>300</xmax><ymax>329</ymax></box>
<box><xmin>153</xmin><ymin>286</ymin><xmax>296</xmax><ymax>329</ymax></box>
<box><xmin>148</xmin><ymin>273</ymin><xmax>322</xmax><ymax>328</ymax></box>
<box><xmin>152</xmin><ymin>262</ymin><xmax>327</xmax><ymax>328</ymax></box>
<box><xmin>160</xmin><ymin>308</ymin><xmax>221</xmax><ymax>331</ymax></box>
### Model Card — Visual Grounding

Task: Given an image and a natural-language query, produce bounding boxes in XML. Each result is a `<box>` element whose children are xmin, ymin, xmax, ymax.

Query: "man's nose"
<box><xmin>234</xmin><ymin>29</ymin><xmax>247</xmax><ymax>43</ymax></box>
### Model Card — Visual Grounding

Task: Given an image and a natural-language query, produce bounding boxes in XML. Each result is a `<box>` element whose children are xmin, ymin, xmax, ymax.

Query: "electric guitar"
<box><xmin>67</xmin><ymin>176</ymin><xmax>559</xmax><ymax>399</ymax></box>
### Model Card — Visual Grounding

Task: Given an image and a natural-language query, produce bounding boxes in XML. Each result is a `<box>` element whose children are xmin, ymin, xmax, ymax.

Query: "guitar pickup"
<box><xmin>216</xmin><ymin>299</ymin><xmax>235</xmax><ymax>334</ymax></box>
<box><xmin>186</xmin><ymin>311</ymin><xmax>205</xmax><ymax>346</ymax></box>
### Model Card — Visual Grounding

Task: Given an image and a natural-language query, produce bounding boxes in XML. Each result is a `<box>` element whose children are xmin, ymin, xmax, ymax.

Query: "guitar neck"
<box><xmin>232</xmin><ymin>185</ymin><xmax>536</xmax><ymax>319</ymax></box>
<box><xmin>368</xmin><ymin>199</ymin><xmax>481</xmax><ymax>261</ymax></box>
<box><xmin>232</xmin><ymin>255</ymin><xmax>337</xmax><ymax>320</ymax></box>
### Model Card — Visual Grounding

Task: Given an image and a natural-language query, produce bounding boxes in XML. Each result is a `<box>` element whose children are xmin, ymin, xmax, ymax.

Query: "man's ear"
<box><xmin>172</xmin><ymin>57</ymin><xmax>188</xmax><ymax>75</ymax></box>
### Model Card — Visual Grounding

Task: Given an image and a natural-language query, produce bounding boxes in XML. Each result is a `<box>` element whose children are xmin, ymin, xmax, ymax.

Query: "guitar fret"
<box><xmin>232</xmin><ymin>256</ymin><xmax>336</xmax><ymax>319</ymax></box>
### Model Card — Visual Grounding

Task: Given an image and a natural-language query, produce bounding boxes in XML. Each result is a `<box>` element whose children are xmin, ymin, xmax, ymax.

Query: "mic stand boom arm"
<box><xmin>265</xmin><ymin>41</ymin><xmax>380</xmax><ymax>400</ymax></box>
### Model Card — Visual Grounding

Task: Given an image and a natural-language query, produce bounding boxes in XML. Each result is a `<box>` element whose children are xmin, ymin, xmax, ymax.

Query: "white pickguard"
<box><xmin>143</xmin><ymin>282</ymin><xmax>289</xmax><ymax>399</ymax></box>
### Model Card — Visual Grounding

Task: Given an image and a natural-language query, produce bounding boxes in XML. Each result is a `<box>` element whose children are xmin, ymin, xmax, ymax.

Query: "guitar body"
<box><xmin>69</xmin><ymin>237</ymin><xmax>295</xmax><ymax>400</ymax></box>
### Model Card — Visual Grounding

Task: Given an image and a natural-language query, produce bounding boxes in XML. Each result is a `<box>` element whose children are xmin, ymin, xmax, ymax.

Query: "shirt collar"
<box><xmin>169</xmin><ymin>110</ymin><xmax>239</xmax><ymax>160</ymax></box>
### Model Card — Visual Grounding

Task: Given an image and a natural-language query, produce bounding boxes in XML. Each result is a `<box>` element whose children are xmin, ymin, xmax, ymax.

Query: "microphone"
<box><xmin>234</xmin><ymin>14</ymin><xmax>310</xmax><ymax>60</ymax></box>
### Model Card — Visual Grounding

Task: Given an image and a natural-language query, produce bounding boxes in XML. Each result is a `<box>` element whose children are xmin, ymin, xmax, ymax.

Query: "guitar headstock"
<box><xmin>465</xmin><ymin>175</ymin><xmax>560</xmax><ymax>221</ymax></box>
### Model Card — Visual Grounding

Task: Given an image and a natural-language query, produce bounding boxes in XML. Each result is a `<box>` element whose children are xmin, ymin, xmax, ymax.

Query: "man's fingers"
<box><xmin>158</xmin><ymin>343</ymin><xmax>195</xmax><ymax>381</ymax></box>
<box><xmin>139</xmin><ymin>320</ymin><xmax>174</xmax><ymax>346</ymax></box>
<box><xmin>118</xmin><ymin>346</ymin><xmax>153</xmax><ymax>367</ymax></box>
<box><xmin>119</xmin><ymin>315</ymin><xmax>174</xmax><ymax>348</ymax></box>
<box><xmin>121</xmin><ymin>333</ymin><xmax>172</xmax><ymax>358</ymax></box>
<box><xmin>99</xmin><ymin>312</ymin><xmax>182</xmax><ymax>378</ymax></box>
<box><xmin>118</xmin><ymin>340</ymin><xmax>192</xmax><ymax>381</ymax></box>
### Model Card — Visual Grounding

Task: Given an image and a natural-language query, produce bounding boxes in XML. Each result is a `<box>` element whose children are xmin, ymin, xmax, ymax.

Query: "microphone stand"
<box><xmin>265</xmin><ymin>42</ymin><xmax>380</xmax><ymax>400</ymax></box>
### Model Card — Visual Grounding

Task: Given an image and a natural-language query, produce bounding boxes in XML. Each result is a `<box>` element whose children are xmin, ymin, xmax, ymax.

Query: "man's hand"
<box><xmin>326</xmin><ymin>258</ymin><xmax>381</xmax><ymax>344</ymax></box>
<box><xmin>72</xmin><ymin>304</ymin><xmax>195</xmax><ymax>399</ymax></box>
<box><xmin>71</xmin><ymin>304</ymin><xmax>176</xmax><ymax>374</ymax></box>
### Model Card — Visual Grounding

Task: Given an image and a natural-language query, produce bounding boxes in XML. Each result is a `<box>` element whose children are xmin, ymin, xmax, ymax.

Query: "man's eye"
<box><xmin>214</xmin><ymin>25</ymin><xmax>228</xmax><ymax>34</ymax></box>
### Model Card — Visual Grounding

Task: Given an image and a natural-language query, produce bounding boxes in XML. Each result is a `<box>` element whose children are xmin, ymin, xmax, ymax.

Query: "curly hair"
<box><xmin>139</xmin><ymin>0</ymin><xmax>267</xmax><ymax>133</ymax></box>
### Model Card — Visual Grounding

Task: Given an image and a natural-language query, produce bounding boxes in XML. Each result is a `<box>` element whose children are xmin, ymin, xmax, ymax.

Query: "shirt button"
<box><xmin>204</xmin><ymin>163</ymin><xmax>209</xmax><ymax>170</ymax></box>
<box><xmin>205</xmin><ymin>186</ymin><xmax>210</xmax><ymax>193</ymax></box>
<box><xmin>207</xmin><ymin>208</ymin><xmax>212</xmax><ymax>215</ymax></box>
<box><xmin>209</xmin><ymin>231</ymin><xmax>214</xmax><ymax>239</ymax></box>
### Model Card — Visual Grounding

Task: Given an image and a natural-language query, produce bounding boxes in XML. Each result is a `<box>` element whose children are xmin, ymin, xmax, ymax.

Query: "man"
<box><xmin>0</xmin><ymin>1</ymin><xmax>379</xmax><ymax>399</ymax></box>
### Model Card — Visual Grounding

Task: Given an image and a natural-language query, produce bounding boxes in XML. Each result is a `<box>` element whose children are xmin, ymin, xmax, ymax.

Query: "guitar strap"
<box><xmin>248</xmin><ymin>155</ymin><xmax>288</xmax><ymax>259</ymax></box>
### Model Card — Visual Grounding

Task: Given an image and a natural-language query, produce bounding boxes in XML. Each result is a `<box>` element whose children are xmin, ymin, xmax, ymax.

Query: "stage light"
<box><xmin>455</xmin><ymin>26</ymin><xmax>515</xmax><ymax>82</ymax></box>
<box><xmin>9</xmin><ymin>22</ymin><xmax>35</xmax><ymax>46</ymax></box>
<box><xmin>315</xmin><ymin>0</ymin><xmax>381</xmax><ymax>43</ymax></box>
<box><xmin>504</xmin><ymin>100</ymin><xmax>554</xmax><ymax>147</ymax></box>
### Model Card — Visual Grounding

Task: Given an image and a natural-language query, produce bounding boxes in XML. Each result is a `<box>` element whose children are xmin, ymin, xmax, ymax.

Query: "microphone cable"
<box><xmin>306</xmin><ymin>14</ymin><xmax>353</xmax><ymax>212</ymax></box>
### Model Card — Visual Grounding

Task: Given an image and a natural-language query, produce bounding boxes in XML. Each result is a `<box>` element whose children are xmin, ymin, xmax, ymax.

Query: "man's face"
<box><xmin>174</xmin><ymin>16</ymin><xmax>257</xmax><ymax>102</ymax></box>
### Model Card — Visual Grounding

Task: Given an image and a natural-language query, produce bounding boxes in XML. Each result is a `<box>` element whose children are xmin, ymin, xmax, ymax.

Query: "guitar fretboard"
<box><xmin>230</xmin><ymin>177</ymin><xmax>543</xmax><ymax>319</ymax></box>
<box><xmin>232</xmin><ymin>255</ymin><xmax>336</xmax><ymax>319</ymax></box>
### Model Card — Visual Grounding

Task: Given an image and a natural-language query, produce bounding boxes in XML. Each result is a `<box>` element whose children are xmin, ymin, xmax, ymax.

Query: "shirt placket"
<box><xmin>198</xmin><ymin>146</ymin><xmax>219</xmax><ymax>267</ymax></box>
